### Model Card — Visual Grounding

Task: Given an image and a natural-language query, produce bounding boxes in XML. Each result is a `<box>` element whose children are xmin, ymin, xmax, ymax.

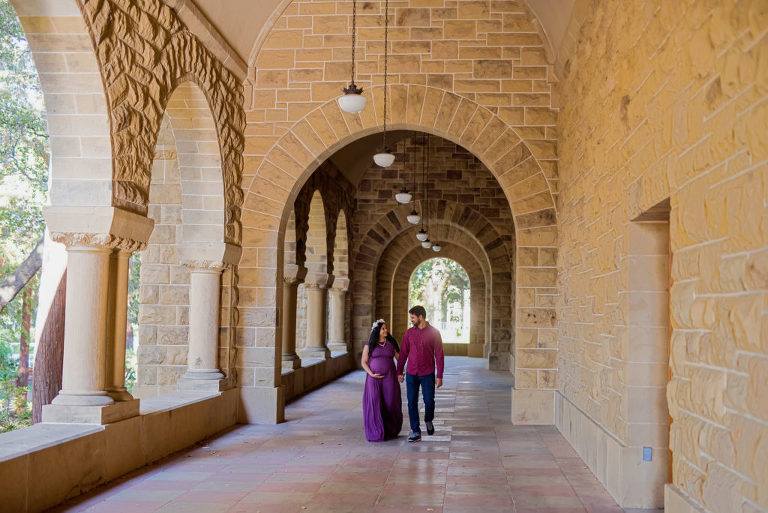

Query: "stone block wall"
<box><xmin>557</xmin><ymin>0</ymin><xmax>768</xmax><ymax>510</ymax></box>
<box><xmin>135</xmin><ymin>116</ymin><xmax>190</xmax><ymax>398</ymax></box>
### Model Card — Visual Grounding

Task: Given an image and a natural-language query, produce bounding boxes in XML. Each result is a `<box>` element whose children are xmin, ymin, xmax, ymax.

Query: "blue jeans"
<box><xmin>405</xmin><ymin>373</ymin><xmax>435</xmax><ymax>433</ymax></box>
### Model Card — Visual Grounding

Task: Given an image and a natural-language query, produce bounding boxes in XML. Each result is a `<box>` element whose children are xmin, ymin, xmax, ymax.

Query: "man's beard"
<box><xmin>411</xmin><ymin>319</ymin><xmax>418</xmax><ymax>327</ymax></box>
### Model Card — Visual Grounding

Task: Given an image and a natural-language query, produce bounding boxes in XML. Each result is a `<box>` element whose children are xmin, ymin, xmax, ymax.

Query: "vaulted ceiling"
<box><xmin>190</xmin><ymin>0</ymin><xmax>577</xmax><ymax>66</ymax></box>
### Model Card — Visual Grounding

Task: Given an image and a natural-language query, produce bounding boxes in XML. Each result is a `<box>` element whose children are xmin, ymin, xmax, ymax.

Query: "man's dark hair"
<box><xmin>409</xmin><ymin>305</ymin><xmax>427</xmax><ymax>318</ymax></box>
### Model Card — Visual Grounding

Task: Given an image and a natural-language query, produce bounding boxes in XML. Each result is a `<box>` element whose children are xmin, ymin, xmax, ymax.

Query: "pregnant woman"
<box><xmin>361</xmin><ymin>319</ymin><xmax>403</xmax><ymax>442</ymax></box>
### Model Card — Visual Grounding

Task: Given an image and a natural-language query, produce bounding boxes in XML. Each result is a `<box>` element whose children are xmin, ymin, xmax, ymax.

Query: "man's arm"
<box><xmin>396</xmin><ymin>331</ymin><xmax>409</xmax><ymax>376</ymax></box>
<box><xmin>434</xmin><ymin>328</ymin><xmax>444</xmax><ymax>387</ymax></box>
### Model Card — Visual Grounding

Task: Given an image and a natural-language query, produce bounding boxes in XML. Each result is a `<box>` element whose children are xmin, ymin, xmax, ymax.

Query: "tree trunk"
<box><xmin>31</xmin><ymin>271</ymin><xmax>66</xmax><ymax>424</ymax></box>
<box><xmin>16</xmin><ymin>284</ymin><xmax>33</xmax><ymax>388</ymax></box>
<box><xmin>0</xmin><ymin>240</ymin><xmax>43</xmax><ymax>312</ymax></box>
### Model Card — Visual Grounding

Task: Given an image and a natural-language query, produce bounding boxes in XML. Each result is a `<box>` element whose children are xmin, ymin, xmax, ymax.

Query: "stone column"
<box><xmin>105</xmin><ymin>250</ymin><xmax>138</xmax><ymax>404</ymax></box>
<box><xmin>326</xmin><ymin>278</ymin><xmax>349</xmax><ymax>353</ymax></box>
<box><xmin>44</xmin><ymin>243</ymin><xmax>139</xmax><ymax>423</ymax></box>
<box><xmin>41</xmin><ymin>207</ymin><xmax>154</xmax><ymax>424</ymax></box>
<box><xmin>180</xmin><ymin>263</ymin><xmax>225</xmax><ymax>390</ymax></box>
<box><xmin>299</xmin><ymin>273</ymin><xmax>333</xmax><ymax>360</ymax></box>
<box><xmin>282</xmin><ymin>264</ymin><xmax>306</xmax><ymax>370</ymax></box>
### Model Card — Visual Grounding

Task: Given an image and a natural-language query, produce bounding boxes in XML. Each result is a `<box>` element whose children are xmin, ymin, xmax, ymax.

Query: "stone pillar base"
<box><xmin>327</xmin><ymin>341</ymin><xmax>347</xmax><ymax>353</ymax></box>
<box><xmin>107</xmin><ymin>388</ymin><xmax>135</xmax><ymax>402</ymax></box>
<box><xmin>178</xmin><ymin>374</ymin><xmax>226</xmax><ymax>392</ymax></box>
<box><xmin>488</xmin><ymin>352</ymin><xmax>509</xmax><ymax>370</ymax></box>
<box><xmin>238</xmin><ymin>386</ymin><xmax>284</xmax><ymax>424</ymax></box>
<box><xmin>282</xmin><ymin>354</ymin><xmax>302</xmax><ymax>371</ymax></box>
<box><xmin>298</xmin><ymin>347</ymin><xmax>330</xmax><ymax>360</ymax></box>
<box><xmin>42</xmin><ymin>398</ymin><xmax>140</xmax><ymax>424</ymax></box>
<box><xmin>511</xmin><ymin>388</ymin><xmax>554</xmax><ymax>425</ymax></box>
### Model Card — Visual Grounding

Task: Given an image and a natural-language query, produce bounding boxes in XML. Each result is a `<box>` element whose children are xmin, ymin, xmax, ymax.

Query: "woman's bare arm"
<box><xmin>361</xmin><ymin>345</ymin><xmax>383</xmax><ymax>378</ymax></box>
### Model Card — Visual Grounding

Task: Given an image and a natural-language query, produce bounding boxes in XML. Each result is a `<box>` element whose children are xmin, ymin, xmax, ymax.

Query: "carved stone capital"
<box><xmin>50</xmin><ymin>232</ymin><xmax>147</xmax><ymax>252</ymax></box>
<box><xmin>304</xmin><ymin>272</ymin><xmax>334</xmax><ymax>289</ymax></box>
<box><xmin>283</xmin><ymin>264</ymin><xmax>308</xmax><ymax>285</ymax></box>
<box><xmin>330</xmin><ymin>277</ymin><xmax>350</xmax><ymax>292</ymax></box>
<box><xmin>182</xmin><ymin>260</ymin><xmax>226</xmax><ymax>272</ymax></box>
<box><xmin>44</xmin><ymin>205</ymin><xmax>154</xmax><ymax>253</ymax></box>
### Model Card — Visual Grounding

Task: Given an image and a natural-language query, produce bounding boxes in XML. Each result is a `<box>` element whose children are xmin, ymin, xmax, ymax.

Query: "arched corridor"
<box><xmin>49</xmin><ymin>358</ymin><xmax>647</xmax><ymax>513</ymax></box>
<box><xmin>0</xmin><ymin>0</ymin><xmax>765</xmax><ymax>512</ymax></box>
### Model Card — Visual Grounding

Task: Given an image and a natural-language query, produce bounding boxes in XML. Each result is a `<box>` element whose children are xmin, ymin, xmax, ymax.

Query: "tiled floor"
<box><xmin>51</xmin><ymin>357</ymin><xmax>663</xmax><ymax>513</ymax></box>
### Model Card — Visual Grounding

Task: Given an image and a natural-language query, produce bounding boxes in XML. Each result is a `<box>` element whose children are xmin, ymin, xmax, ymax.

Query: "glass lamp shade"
<box><xmin>338</xmin><ymin>83</ymin><xmax>366</xmax><ymax>114</ymax></box>
<box><xmin>395</xmin><ymin>187</ymin><xmax>412</xmax><ymax>204</ymax></box>
<box><xmin>416</xmin><ymin>228</ymin><xmax>428</xmax><ymax>242</ymax></box>
<box><xmin>406</xmin><ymin>210</ymin><xmax>421</xmax><ymax>224</ymax></box>
<box><xmin>432</xmin><ymin>242</ymin><xmax>442</xmax><ymax>252</ymax></box>
<box><xmin>338</xmin><ymin>93</ymin><xmax>367</xmax><ymax>114</ymax></box>
<box><xmin>373</xmin><ymin>150</ymin><xmax>395</xmax><ymax>168</ymax></box>
<box><xmin>421</xmin><ymin>238</ymin><xmax>432</xmax><ymax>249</ymax></box>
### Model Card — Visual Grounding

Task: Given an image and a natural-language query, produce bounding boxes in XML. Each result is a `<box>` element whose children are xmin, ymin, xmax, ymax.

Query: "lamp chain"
<box><xmin>382</xmin><ymin>0</ymin><xmax>389</xmax><ymax>149</ymax></box>
<box><xmin>350</xmin><ymin>0</ymin><xmax>357</xmax><ymax>85</ymax></box>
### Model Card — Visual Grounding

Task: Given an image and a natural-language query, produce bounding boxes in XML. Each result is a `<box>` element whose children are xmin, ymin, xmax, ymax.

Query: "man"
<box><xmin>397</xmin><ymin>305</ymin><xmax>444</xmax><ymax>443</ymax></box>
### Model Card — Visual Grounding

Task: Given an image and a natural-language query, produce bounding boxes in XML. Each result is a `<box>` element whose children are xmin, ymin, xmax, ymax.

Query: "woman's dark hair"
<box><xmin>367</xmin><ymin>320</ymin><xmax>400</xmax><ymax>355</ymax></box>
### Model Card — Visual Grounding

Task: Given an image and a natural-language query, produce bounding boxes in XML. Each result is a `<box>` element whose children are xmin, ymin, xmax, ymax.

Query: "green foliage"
<box><xmin>125</xmin><ymin>348</ymin><xmax>137</xmax><ymax>393</ymax></box>
<box><xmin>408</xmin><ymin>258</ymin><xmax>470</xmax><ymax>343</ymax></box>
<box><xmin>0</xmin><ymin>0</ymin><xmax>46</xmax><ymax>432</ymax></box>
<box><xmin>0</xmin><ymin>316</ymin><xmax>31</xmax><ymax>432</ymax></box>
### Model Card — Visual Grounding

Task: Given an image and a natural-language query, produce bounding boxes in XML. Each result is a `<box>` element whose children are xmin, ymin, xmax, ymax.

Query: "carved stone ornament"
<box><xmin>50</xmin><ymin>232</ymin><xmax>148</xmax><ymax>253</ymax></box>
<box><xmin>182</xmin><ymin>260</ymin><xmax>227</xmax><ymax>272</ymax></box>
<box><xmin>78</xmin><ymin>0</ymin><xmax>245</xmax><ymax>246</ymax></box>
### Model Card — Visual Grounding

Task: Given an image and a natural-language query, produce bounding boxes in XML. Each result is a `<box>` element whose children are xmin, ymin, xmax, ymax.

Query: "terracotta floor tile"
<box><xmin>53</xmin><ymin>358</ymin><xmax>627</xmax><ymax>513</ymax></box>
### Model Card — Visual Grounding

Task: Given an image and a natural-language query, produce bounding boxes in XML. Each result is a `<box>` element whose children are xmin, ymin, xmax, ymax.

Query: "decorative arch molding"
<box><xmin>238</xmin><ymin>86</ymin><xmax>558</xmax><ymax>416</ymax></box>
<box><xmin>291</xmin><ymin>161</ymin><xmax>355</xmax><ymax>274</ymax></box>
<box><xmin>16</xmin><ymin>0</ymin><xmax>246</xmax><ymax>246</ymax></box>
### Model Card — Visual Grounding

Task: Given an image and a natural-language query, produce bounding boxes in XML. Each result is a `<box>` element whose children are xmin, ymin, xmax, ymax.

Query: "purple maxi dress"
<box><xmin>363</xmin><ymin>342</ymin><xmax>403</xmax><ymax>442</ymax></box>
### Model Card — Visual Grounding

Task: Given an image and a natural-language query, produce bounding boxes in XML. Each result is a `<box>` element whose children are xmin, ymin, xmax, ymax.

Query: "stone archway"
<box><xmin>392</xmin><ymin>245</ymin><xmax>487</xmax><ymax>358</ymax></box>
<box><xmin>364</xmin><ymin>203</ymin><xmax>509</xmax><ymax>369</ymax></box>
<box><xmin>135</xmin><ymin>81</ymin><xmax>239</xmax><ymax>398</ymax></box>
<box><xmin>238</xmin><ymin>87</ymin><xmax>558</xmax><ymax>422</ymax></box>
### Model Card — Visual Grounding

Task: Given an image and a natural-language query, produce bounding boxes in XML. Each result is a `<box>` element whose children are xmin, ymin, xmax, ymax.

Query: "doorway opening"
<box><xmin>408</xmin><ymin>258</ymin><xmax>470</xmax><ymax>344</ymax></box>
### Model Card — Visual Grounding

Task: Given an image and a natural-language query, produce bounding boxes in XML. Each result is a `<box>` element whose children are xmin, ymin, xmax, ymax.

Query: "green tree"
<box><xmin>0</xmin><ymin>0</ymin><xmax>49</xmax><ymax>432</ymax></box>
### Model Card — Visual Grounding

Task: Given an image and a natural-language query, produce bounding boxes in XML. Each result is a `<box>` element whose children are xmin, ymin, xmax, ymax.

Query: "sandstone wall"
<box><xmin>238</xmin><ymin>0</ymin><xmax>560</xmax><ymax>405</ymax></box>
<box><xmin>557</xmin><ymin>0</ymin><xmax>768</xmax><ymax>511</ymax></box>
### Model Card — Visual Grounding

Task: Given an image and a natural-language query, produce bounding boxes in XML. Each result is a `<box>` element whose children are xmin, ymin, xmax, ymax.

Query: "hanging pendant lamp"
<box><xmin>373</xmin><ymin>0</ymin><xmax>394</xmax><ymax>167</ymax></box>
<box><xmin>432</xmin><ymin>242</ymin><xmax>442</xmax><ymax>252</ymax></box>
<box><xmin>407</xmin><ymin>209</ymin><xmax>420</xmax><ymax>224</ymax></box>
<box><xmin>395</xmin><ymin>186</ymin><xmax>412</xmax><ymax>204</ymax></box>
<box><xmin>416</xmin><ymin>228</ymin><xmax>428</xmax><ymax>241</ymax></box>
<box><xmin>338</xmin><ymin>0</ymin><xmax>367</xmax><ymax>114</ymax></box>
<box><xmin>421</xmin><ymin>238</ymin><xmax>432</xmax><ymax>249</ymax></box>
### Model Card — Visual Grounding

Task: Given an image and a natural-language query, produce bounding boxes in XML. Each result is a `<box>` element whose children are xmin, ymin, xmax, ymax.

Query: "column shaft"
<box><xmin>105</xmin><ymin>251</ymin><xmax>134</xmax><ymax>401</ymax></box>
<box><xmin>184</xmin><ymin>268</ymin><xmax>224</xmax><ymax>380</ymax></box>
<box><xmin>300</xmin><ymin>284</ymin><xmax>330</xmax><ymax>360</ymax></box>
<box><xmin>327</xmin><ymin>288</ymin><xmax>347</xmax><ymax>352</ymax></box>
<box><xmin>53</xmin><ymin>246</ymin><xmax>113</xmax><ymax>406</ymax></box>
<box><xmin>281</xmin><ymin>279</ymin><xmax>302</xmax><ymax>369</ymax></box>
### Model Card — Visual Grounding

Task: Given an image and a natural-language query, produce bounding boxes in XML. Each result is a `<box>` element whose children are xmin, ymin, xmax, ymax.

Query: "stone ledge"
<box><xmin>555</xmin><ymin>391</ymin><xmax>667</xmax><ymax>509</ymax></box>
<box><xmin>0</xmin><ymin>390</ymin><xmax>237</xmax><ymax>513</ymax></box>
<box><xmin>665</xmin><ymin>484</ymin><xmax>707</xmax><ymax>513</ymax></box>
<box><xmin>0</xmin><ymin>423</ymin><xmax>102</xmax><ymax>462</ymax></box>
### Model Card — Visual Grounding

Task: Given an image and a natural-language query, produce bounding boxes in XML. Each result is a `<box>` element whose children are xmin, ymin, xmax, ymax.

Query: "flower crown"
<box><xmin>371</xmin><ymin>319</ymin><xmax>385</xmax><ymax>331</ymax></box>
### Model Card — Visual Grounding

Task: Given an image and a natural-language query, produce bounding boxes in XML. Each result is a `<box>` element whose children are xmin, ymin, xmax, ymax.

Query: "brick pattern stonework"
<box><xmin>557</xmin><ymin>0</ymin><xmax>768</xmax><ymax>511</ymax></box>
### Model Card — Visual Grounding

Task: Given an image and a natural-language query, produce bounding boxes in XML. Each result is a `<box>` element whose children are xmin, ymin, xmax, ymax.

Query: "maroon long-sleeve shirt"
<box><xmin>396</xmin><ymin>323</ymin><xmax>444</xmax><ymax>379</ymax></box>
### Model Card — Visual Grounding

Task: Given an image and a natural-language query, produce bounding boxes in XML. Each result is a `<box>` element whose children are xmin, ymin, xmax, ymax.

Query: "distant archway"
<box><xmin>409</xmin><ymin>257</ymin><xmax>472</xmax><ymax>348</ymax></box>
